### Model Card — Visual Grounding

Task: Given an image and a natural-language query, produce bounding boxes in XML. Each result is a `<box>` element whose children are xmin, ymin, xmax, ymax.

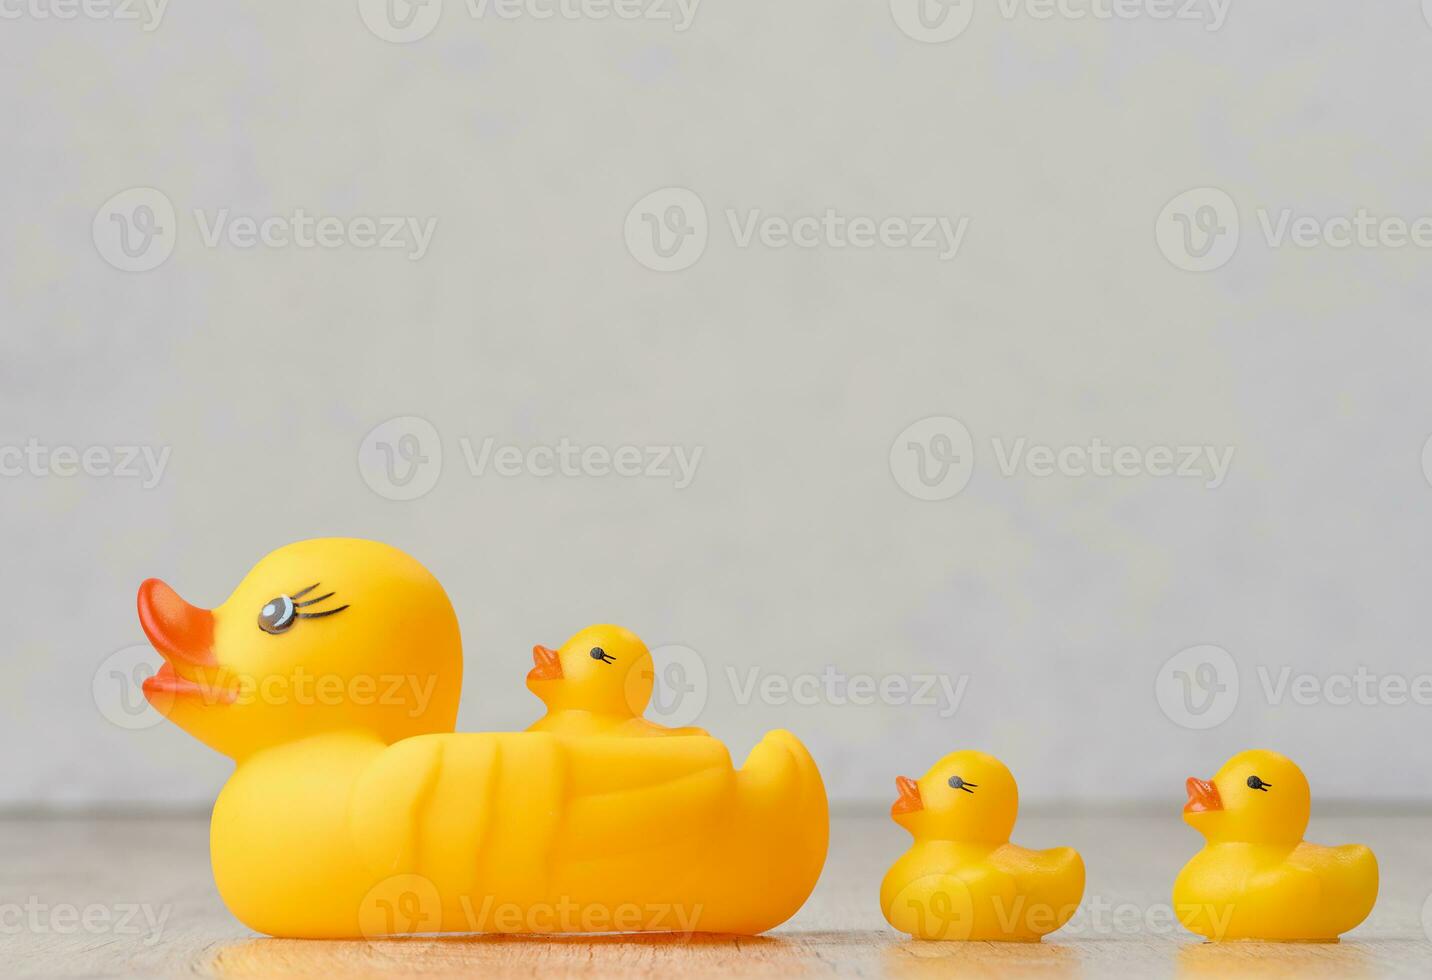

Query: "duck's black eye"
<box><xmin>947</xmin><ymin>776</ymin><xmax>977</xmax><ymax>793</ymax></box>
<box><xmin>258</xmin><ymin>596</ymin><xmax>296</xmax><ymax>634</ymax></box>
<box><xmin>590</xmin><ymin>647</ymin><xmax>616</xmax><ymax>663</ymax></box>
<box><xmin>1247</xmin><ymin>775</ymin><xmax>1272</xmax><ymax>792</ymax></box>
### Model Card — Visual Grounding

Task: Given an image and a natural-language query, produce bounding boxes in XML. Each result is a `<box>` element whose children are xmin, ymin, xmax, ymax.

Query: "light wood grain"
<box><xmin>3</xmin><ymin>813</ymin><xmax>1429</xmax><ymax>978</ymax></box>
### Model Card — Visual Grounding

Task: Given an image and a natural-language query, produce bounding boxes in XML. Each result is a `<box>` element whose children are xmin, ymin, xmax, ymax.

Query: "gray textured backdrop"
<box><xmin>5</xmin><ymin>1</ymin><xmax>1432</xmax><ymax>809</ymax></box>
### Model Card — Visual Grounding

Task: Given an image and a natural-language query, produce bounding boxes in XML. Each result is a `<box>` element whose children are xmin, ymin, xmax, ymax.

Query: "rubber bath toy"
<box><xmin>525</xmin><ymin>624</ymin><xmax>708</xmax><ymax>737</ymax></box>
<box><xmin>1174</xmin><ymin>749</ymin><xmax>1378</xmax><ymax>941</ymax></box>
<box><xmin>136</xmin><ymin>538</ymin><xmax>828</xmax><ymax>938</ymax></box>
<box><xmin>880</xmin><ymin>751</ymin><xmax>1085</xmax><ymax>941</ymax></box>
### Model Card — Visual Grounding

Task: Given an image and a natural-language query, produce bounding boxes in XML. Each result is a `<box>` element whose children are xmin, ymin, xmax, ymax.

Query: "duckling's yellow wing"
<box><xmin>1290</xmin><ymin>842</ymin><xmax>1378</xmax><ymax>936</ymax></box>
<box><xmin>1243</xmin><ymin>859</ymin><xmax>1325</xmax><ymax>938</ymax></box>
<box><xmin>990</xmin><ymin>845</ymin><xmax>1085</xmax><ymax>932</ymax></box>
<box><xmin>991</xmin><ymin>844</ymin><xmax>1083</xmax><ymax>878</ymax></box>
<box><xmin>1175</xmin><ymin>851</ymin><xmax>1322</xmax><ymax>941</ymax></box>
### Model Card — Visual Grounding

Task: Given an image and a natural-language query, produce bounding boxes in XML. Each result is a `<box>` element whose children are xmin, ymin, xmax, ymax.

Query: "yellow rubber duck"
<box><xmin>880</xmin><ymin>751</ymin><xmax>1085</xmax><ymax>941</ymax></box>
<box><xmin>1174</xmin><ymin>749</ymin><xmax>1378</xmax><ymax>941</ymax></box>
<box><xmin>525</xmin><ymin>624</ymin><xmax>708</xmax><ymax>737</ymax></box>
<box><xmin>136</xmin><ymin>538</ymin><xmax>828</xmax><ymax>939</ymax></box>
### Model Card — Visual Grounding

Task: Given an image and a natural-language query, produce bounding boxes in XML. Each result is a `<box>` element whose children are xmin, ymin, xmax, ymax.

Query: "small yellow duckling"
<box><xmin>880</xmin><ymin>751</ymin><xmax>1084</xmax><ymax>941</ymax></box>
<box><xmin>525</xmin><ymin>624</ymin><xmax>707</xmax><ymax>737</ymax></box>
<box><xmin>1174</xmin><ymin>749</ymin><xmax>1378</xmax><ymax>941</ymax></box>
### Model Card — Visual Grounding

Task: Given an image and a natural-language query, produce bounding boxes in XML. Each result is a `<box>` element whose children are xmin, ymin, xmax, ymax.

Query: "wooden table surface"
<box><xmin>3</xmin><ymin>812</ymin><xmax>1429</xmax><ymax>978</ymax></box>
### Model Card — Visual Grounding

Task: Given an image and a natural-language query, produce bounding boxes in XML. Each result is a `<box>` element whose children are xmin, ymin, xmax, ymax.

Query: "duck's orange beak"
<box><xmin>138</xmin><ymin>579</ymin><xmax>215</xmax><ymax>666</ymax></box>
<box><xmin>528</xmin><ymin>645</ymin><xmax>563</xmax><ymax>682</ymax></box>
<box><xmin>892</xmin><ymin>776</ymin><xmax>923</xmax><ymax>816</ymax></box>
<box><xmin>137</xmin><ymin>578</ymin><xmax>229</xmax><ymax>704</ymax></box>
<box><xmin>1184</xmin><ymin>777</ymin><xmax>1222</xmax><ymax>814</ymax></box>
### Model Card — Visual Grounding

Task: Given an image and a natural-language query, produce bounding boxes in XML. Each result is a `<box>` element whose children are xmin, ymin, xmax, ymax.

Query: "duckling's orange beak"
<box><xmin>1184</xmin><ymin>777</ymin><xmax>1222</xmax><ymax>814</ymax></box>
<box><xmin>528</xmin><ymin>645</ymin><xmax>563</xmax><ymax>682</ymax></box>
<box><xmin>892</xmin><ymin>776</ymin><xmax>923</xmax><ymax>816</ymax></box>
<box><xmin>138</xmin><ymin>578</ymin><xmax>229</xmax><ymax>704</ymax></box>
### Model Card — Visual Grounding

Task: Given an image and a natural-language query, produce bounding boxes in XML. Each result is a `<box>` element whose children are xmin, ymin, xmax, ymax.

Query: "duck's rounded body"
<box><xmin>1174</xmin><ymin>750</ymin><xmax>1377</xmax><ymax>941</ymax></box>
<box><xmin>880</xmin><ymin>751</ymin><xmax>1084</xmax><ymax>942</ymax></box>
<box><xmin>212</xmin><ymin>727</ymin><xmax>826</xmax><ymax>938</ymax></box>
<box><xmin>881</xmin><ymin>841</ymin><xmax>1084</xmax><ymax>942</ymax></box>
<box><xmin>138</xmin><ymin>539</ymin><xmax>828</xmax><ymax>938</ymax></box>
<box><xmin>1173</xmin><ymin>841</ymin><xmax>1377</xmax><ymax>941</ymax></box>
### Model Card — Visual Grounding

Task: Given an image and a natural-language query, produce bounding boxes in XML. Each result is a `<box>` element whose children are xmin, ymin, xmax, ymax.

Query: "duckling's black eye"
<box><xmin>947</xmin><ymin>776</ymin><xmax>977</xmax><ymax>793</ymax></box>
<box><xmin>590</xmin><ymin>647</ymin><xmax>616</xmax><ymax>664</ymax></box>
<box><xmin>258</xmin><ymin>596</ymin><xmax>296</xmax><ymax>634</ymax></box>
<box><xmin>1247</xmin><ymin>776</ymin><xmax>1272</xmax><ymax>792</ymax></box>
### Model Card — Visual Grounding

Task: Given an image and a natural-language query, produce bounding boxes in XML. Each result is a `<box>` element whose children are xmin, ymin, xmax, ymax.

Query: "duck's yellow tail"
<box><xmin>709</xmin><ymin>729</ymin><xmax>829</xmax><ymax>933</ymax></box>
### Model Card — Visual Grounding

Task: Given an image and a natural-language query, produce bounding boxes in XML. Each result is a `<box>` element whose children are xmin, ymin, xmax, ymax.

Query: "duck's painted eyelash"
<box><xmin>298</xmin><ymin>605</ymin><xmax>350</xmax><ymax>619</ymax></box>
<box><xmin>291</xmin><ymin>583</ymin><xmax>350</xmax><ymax>618</ymax></box>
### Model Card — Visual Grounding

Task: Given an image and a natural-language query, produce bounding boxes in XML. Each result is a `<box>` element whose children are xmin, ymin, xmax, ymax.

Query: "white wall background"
<box><xmin>4</xmin><ymin>1</ymin><xmax>1432</xmax><ymax>809</ymax></box>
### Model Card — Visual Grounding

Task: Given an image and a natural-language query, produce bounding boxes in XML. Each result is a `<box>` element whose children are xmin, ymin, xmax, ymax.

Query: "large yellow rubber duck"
<box><xmin>525</xmin><ymin>624</ymin><xmax>708</xmax><ymax>737</ymax></box>
<box><xmin>880</xmin><ymin>751</ymin><xmax>1084</xmax><ymax>941</ymax></box>
<box><xmin>1174</xmin><ymin>749</ymin><xmax>1378</xmax><ymax>941</ymax></box>
<box><xmin>136</xmin><ymin>538</ymin><xmax>828</xmax><ymax>939</ymax></box>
